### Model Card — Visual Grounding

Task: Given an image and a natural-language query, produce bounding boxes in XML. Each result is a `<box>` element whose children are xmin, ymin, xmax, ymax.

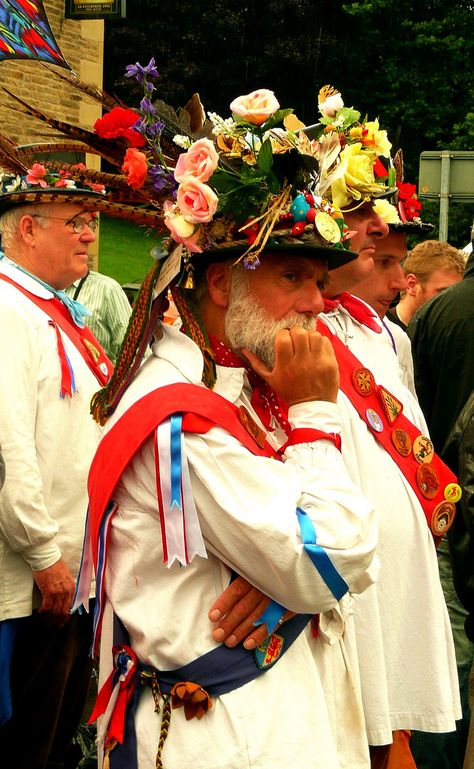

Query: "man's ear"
<box><xmin>404</xmin><ymin>273</ymin><xmax>418</xmax><ymax>297</ymax></box>
<box><xmin>18</xmin><ymin>214</ymin><xmax>37</xmax><ymax>246</ymax></box>
<box><xmin>206</xmin><ymin>262</ymin><xmax>233</xmax><ymax>308</ymax></box>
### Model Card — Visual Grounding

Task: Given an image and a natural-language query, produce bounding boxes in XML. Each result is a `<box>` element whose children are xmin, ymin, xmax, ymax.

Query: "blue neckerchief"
<box><xmin>0</xmin><ymin>252</ymin><xmax>92</xmax><ymax>328</ymax></box>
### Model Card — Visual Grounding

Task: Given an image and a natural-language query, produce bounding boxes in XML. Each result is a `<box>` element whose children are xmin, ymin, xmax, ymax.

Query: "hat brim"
<box><xmin>199</xmin><ymin>242</ymin><xmax>357</xmax><ymax>270</ymax></box>
<box><xmin>389</xmin><ymin>221</ymin><xmax>434</xmax><ymax>235</ymax></box>
<box><xmin>0</xmin><ymin>187</ymin><xmax>107</xmax><ymax>215</ymax></box>
<box><xmin>0</xmin><ymin>187</ymin><xmax>166</xmax><ymax>228</ymax></box>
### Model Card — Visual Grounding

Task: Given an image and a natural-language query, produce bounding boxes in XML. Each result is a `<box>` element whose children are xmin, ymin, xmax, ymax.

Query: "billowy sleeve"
<box><xmin>184</xmin><ymin>399</ymin><xmax>378</xmax><ymax>615</ymax></box>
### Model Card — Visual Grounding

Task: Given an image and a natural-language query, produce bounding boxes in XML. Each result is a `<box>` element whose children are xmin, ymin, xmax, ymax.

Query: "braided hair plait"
<box><xmin>171</xmin><ymin>284</ymin><xmax>217</xmax><ymax>390</ymax></box>
<box><xmin>90</xmin><ymin>259</ymin><xmax>164</xmax><ymax>425</ymax></box>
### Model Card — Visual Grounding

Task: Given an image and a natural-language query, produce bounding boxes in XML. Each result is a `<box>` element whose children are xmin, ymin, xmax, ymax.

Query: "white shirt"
<box><xmin>99</xmin><ymin>323</ymin><xmax>378</xmax><ymax>769</ymax></box>
<box><xmin>0</xmin><ymin>260</ymin><xmax>102</xmax><ymax>620</ymax></box>
<box><xmin>320</xmin><ymin>301</ymin><xmax>461</xmax><ymax>744</ymax></box>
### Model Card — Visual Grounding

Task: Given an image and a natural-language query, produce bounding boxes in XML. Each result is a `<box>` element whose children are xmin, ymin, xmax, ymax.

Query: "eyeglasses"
<box><xmin>32</xmin><ymin>215</ymin><xmax>99</xmax><ymax>234</ymax></box>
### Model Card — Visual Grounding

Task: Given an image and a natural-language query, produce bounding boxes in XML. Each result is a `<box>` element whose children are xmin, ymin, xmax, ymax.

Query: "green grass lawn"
<box><xmin>97</xmin><ymin>215</ymin><xmax>166</xmax><ymax>286</ymax></box>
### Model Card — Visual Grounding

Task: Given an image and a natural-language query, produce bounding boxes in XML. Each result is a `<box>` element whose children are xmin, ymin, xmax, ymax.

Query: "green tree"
<box><xmin>104</xmin><ymin>0</ymin><xmax>474</xmax><ymax>244</ymax></box>
<box><xmin>342</xmin><ymin>0</ymin><xmax>474</xmax><ymax>244</ymax></box>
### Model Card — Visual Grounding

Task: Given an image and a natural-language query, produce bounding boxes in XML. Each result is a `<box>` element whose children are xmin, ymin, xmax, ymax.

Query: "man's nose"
<box><xmin>390</xmin><ymin>267</ymin><xmax>407</xmax><ymax>292</ymax></box>
<box><xmin>296</xmin><ymin>284</ymin><xmax>325</xmax><ymax>316</ymax></box>
<box><xmin>367</xmin><ymin>211</ymin><xmax>389</xmax><ymax>239</ymax></box>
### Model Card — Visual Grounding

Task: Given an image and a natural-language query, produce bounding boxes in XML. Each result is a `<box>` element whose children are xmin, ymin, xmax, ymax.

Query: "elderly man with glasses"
<box><xmin>0</xmin><ymin>178</ymin><xmax>113</xmax><ymax>769</ymax></box>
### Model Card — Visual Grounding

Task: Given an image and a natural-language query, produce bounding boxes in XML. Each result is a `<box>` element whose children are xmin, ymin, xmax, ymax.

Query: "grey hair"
<box><xmin>0</xmin><ymin>204</ymin><xmax>55</xmax><ymax>252</ymax></box>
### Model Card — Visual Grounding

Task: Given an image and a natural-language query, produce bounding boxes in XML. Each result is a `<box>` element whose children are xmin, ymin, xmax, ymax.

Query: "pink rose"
<box><xmin>164</xmin><ymin>201</ymin><xmax>202</xmax><ymax>253</ymax></box>
<box><xmin>122</xmin><ymin>148</ymin><xmax>148</xmax><ymax>190</ymax></box>
<box><xmin>230</xmin><ymin>89</ymin><xmax>280</xmax><ymax>125</ymax></box>
<box><xmin>177</xmin><ymin>177</ymin><xmax>218</xmax><ymax>223</ymax></box>
<box><xmin>174</xmin><ymin>138</ymin><xmax>219</xmax><ymax>183</ymax></box>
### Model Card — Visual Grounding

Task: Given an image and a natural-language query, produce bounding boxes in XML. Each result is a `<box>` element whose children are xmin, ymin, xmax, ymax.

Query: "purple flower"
<box><xmin>149</xmin><ymin>165</ymin><xmax>178</xmax><ymax>194</ymax></box>
<box><xmin>133</xmin><ymin>118</ymin><xmax>147</xmax><ymax>135</ymax></box>
<box><xmin>243</xmin><ymin>255</ymin><xmax>260</xmax><ymax>269</ymax></box>
<box><xmin>145</xmin><ymin>119</ymin><xmax>165</xmax><ymax>139</ymax></box>
<box><xmin>124</xmin><ymin>58</ymin><xmax>159</xmax><ymax>83</ymax></box>
<box><xmin>140</xmin><ymin>97</ymin><xmax>156</xmax><ymax>116</ymax></box>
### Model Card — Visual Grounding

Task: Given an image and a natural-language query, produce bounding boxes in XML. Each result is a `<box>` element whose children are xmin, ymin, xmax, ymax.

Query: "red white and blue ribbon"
<box><xmin>89</xmin><ymin>644</ymin><xmax>138</xmax><ymax>749</ymax></box>
<box><xmin>48</xmin><ymin>319</ymin><xmax>77</xmax><ymax>398</ymax></box>
<box><xmin>154</xmin><ymin>415</ymin><xmax>206</xmax><ymax>567</ymax></box>
<box><xmin>72</xmin><ymin>501</ymin><xmax>117</xmax><ymax>655</ymax></box>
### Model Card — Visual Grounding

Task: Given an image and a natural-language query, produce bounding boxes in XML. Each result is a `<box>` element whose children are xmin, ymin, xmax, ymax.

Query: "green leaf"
<box><xmin>261</xmin><ymin>108</ymin><xmax>293</xmax><ymax>130</ymax></box>
<box><xmin>338</xmin><ymin>107</ymin><xmax>361</xmax><ymax>128</ymax></box>
<box><xmin>257</xmin><ymin>138</ymin><xmax>273</xmax><ymax>174</ymax></box>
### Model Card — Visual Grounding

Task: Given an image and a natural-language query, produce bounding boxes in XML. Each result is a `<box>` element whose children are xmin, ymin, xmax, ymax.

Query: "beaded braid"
<box><xmin>90</xmin><ymin>259</ymin><xmax>164</xmax><ymax>425</ymax></box>
<box><xmin>171</xmin><ymin>284</ymin><xmax>217</xmax><ymax>389</ymax></box>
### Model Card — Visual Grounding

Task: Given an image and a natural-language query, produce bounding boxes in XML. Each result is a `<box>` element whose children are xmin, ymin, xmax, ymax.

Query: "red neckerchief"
<box><xmin>324</xmin><ymin>292</ymin><xmax>382</xmax><ymax>334</ymax></box>
<box><xmin>210</xmin><ymin>335</ymin><xmax>290</xmax><ymax>435</ymax></box>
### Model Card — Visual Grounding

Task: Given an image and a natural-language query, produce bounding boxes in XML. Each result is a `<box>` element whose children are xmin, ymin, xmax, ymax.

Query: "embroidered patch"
<box><xmin>254</xmin><ymin>633</ymin><xmax>284</xmax><ymax>670</ymax></box>
<box><xmin>378</xmin><ymin>385</ymin><xmax>403</xmax><ymax>424</ymax></box>
<box><xmin>351</xmin><ymin>366</ymin><xmax>375</xmax><ymax>396</ymax></box>
<box><xmin>83</xmin><ymin>337</ymin><xmax>100</xmax><ymax>363</ymax></box>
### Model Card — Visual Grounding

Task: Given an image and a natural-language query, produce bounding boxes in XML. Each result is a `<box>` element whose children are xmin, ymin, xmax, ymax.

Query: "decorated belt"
<box><xmin>90</xmin><ymin>611</ymin><xmax>312</xmax><ymax>769</ymax></box>
<box><xmin>317</xmin><ymin>320</ymin><xmax>461</xmax><ymax>540</ymax></box>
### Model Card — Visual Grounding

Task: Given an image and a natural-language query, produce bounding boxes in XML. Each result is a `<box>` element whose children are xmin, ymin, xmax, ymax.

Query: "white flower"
<box><xmin>3</xmin><ymin>174</ymin><xmax>22</xmax><ymax>192</ymax></box>
<box><xmin>208</xmin><ymin>112</ymin><xmax>238</xmax><ymax>136</ymax></box>
<box><xmin>319</xmin><ymin>92</ymin><xmax>344</xmax><ymax>118</ymax></box>
<box><xmin>173</xmin><ymin>134</ymin><xmax>192</xmax><ymax>149</ymax></box>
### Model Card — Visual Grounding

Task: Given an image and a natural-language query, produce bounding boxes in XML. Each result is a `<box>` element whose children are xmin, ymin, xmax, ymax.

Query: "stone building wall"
<box><xmin>0</xmin><ymin>0</ymin><xmax>104</xmax><ymax>145</ymax></box>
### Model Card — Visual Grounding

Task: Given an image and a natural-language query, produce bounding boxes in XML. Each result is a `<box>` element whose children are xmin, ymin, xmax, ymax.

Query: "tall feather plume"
<box><xmin>0</xmin><ymin>133</ymin><xmax>29</xmax><ymax>175</ymax></box>
<box><xmin>1</xmin><ymin>87</ymin><xmax>127</xmax><ymax>168</ymax></box>
<box><xmin>316</xmin><ymin>132</ymin><xmax>343</xmax><ymax>197</ymax></box>
<box><xmin>394</xmin><ymin>149</ymin><xmax>404</xmax><ymax>184</ymax></box>
<box><xmin>41</xmin><ymin>64</ymin><xmax>123</xmax><ymax>112</ymax></box>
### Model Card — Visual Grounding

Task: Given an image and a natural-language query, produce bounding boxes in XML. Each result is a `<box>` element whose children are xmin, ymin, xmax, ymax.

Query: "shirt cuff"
<box><xmin>21</xmin><ymin>541</ymin><xmax>62</xmax><ymax>572</ymax></box>
<box><xmin>287</xmin><ymin>401</ymin><xmax>342</xmax><ymax>433</ymax></box>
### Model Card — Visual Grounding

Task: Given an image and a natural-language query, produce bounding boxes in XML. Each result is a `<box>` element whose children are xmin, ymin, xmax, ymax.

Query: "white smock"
<box><xmin>98</xmin><ymin>323</ymin><xmax>378</xmax><ymax>769</ymax></box>
<box><xmin>320</xmin><ymin>299</ymin><xmax>461</xmax><ymax>745</ymax></box>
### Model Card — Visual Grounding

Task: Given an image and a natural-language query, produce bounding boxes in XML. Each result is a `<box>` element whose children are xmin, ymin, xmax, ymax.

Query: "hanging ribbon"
<box><xmin>155</xmin><ymin>417</ymin><xmax>207</xmax><ymax>568</ymax></box>
<box><xmin>89</xmin><ymin>645</ymin><xmax>138</xmax><ymax>748</ymax></box>
<box><xmin>48</xmin><ymin>320</ymin><xmax>76</xmax><ymax>398</ymax></box>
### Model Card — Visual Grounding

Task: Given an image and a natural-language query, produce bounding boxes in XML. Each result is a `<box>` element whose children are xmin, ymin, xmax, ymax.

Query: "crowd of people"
<box><xmin>0</xmin><ymin>71</ymin><xmax>473</xmax><ymax>769</ymax></box>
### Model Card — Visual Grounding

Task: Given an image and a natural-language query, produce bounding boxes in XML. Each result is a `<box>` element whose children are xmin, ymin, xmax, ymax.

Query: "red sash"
<box><xmin>87</xmin><ymin>382</ymin><xmax>279</xmax><ymax>569</ymax></box>
<box><xmin>0</xmin><ymin>273</ymin><xmax>113</xmax><ymax>386</ymax></box>
<box><xmin>317</xmin><ymin>319</ymin><xmax>459</xmax><ymax>540</ymax></box>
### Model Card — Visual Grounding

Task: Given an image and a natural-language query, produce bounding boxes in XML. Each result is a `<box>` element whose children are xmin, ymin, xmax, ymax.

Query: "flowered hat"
<box><xmin>0</xmin><ymin>165</ymin><xmax>106</xmax><ymax>214</ymax></box>
<box><xmin>373</xmin><ymin>150</ymin><xmax>434</xmax><ymax>235</ymax></box>
<box><xmin>301</xmin><ymin>85</ymin><xmax>397</xmax><ymax>211</ymax></box>
<box><xmin>0</xmin><ymin>60</ymin><xmax>361</xmax><ymax>419</ymax></box>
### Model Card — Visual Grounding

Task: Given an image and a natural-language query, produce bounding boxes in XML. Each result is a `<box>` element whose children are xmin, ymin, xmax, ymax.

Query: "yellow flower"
<box><xmin>349</xmin><ymin>126</ymin><xmax>363</xmax><ymax>140</ymax></box>
<box><xmin>330</xmin><ymin>143</ymin><xmax>383</xmax><ymax>209</ymax></box>
<box><xmin>373</xmin><ymin>199</ymin><xmax>401</xmax><ymax>224</ymax></box>
<box><xmin>362</xmin><ymin>119</ymin><xmax>392</xmax><ymax>157</ymax></box>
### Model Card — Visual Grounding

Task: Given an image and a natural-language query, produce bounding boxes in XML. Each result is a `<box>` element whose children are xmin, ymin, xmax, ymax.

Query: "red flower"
<box><xmin>122</xmin><ymin>148</ymin><xmax>148</xmax><ymax>190</ymax></box>
<box><xmin>397</xmin><ymin>182</ymin><xmax>417</xmax><ymax>201</ymax></box>
<box><xmin>94</xmin><ymin>107</ymin><xmax>146</xmax><ymax>148</ymax></box>
<box><xmin>397</xmin><ymin>181</ymin><xmax>421</xmax><ymax>221</ymax></box>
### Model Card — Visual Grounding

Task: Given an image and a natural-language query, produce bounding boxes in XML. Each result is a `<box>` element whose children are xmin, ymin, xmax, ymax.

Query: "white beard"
<box><xmin>224</xmin><ymin>268</ymin><xmax>316</xmax><ymax>369</ymax></box>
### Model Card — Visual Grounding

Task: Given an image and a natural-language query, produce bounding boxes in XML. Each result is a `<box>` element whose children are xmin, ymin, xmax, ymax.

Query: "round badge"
<box><xmin>366</xmin><ymin>408</ymin><xmax>384</xmax><ymax>433</ymax></box>
<box><xmin>430</xmin><ymin>500</ymin><xmax>456</xmax><ymax>536</ymax></box>
<box><xmin>444</xmin><ymin>482</ymin><xmax>462</xmax><ymax>503</ymax></box>
<box><xmin>391</xmin><ymin>429</ymin><xmax>413</xmax><ymax>457</ymax></box>
<box><xmin>416</xmin><ymin>463</ymin><xmax>440</xmax><ymax>499</ymax></box>
<box><xmin>352</xmin><ymin>367</ymin><xmax>376</xmax><ymax>396</ymax></box>
<box><xmin>315</xmin><ymin>211</ymin><xmax>341</xmax><ymax>244</ymax></box>
<box><xmin>412</xmin><ymin>435</ymin><xmax>434</xmax><ymax>464</ymax></box>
